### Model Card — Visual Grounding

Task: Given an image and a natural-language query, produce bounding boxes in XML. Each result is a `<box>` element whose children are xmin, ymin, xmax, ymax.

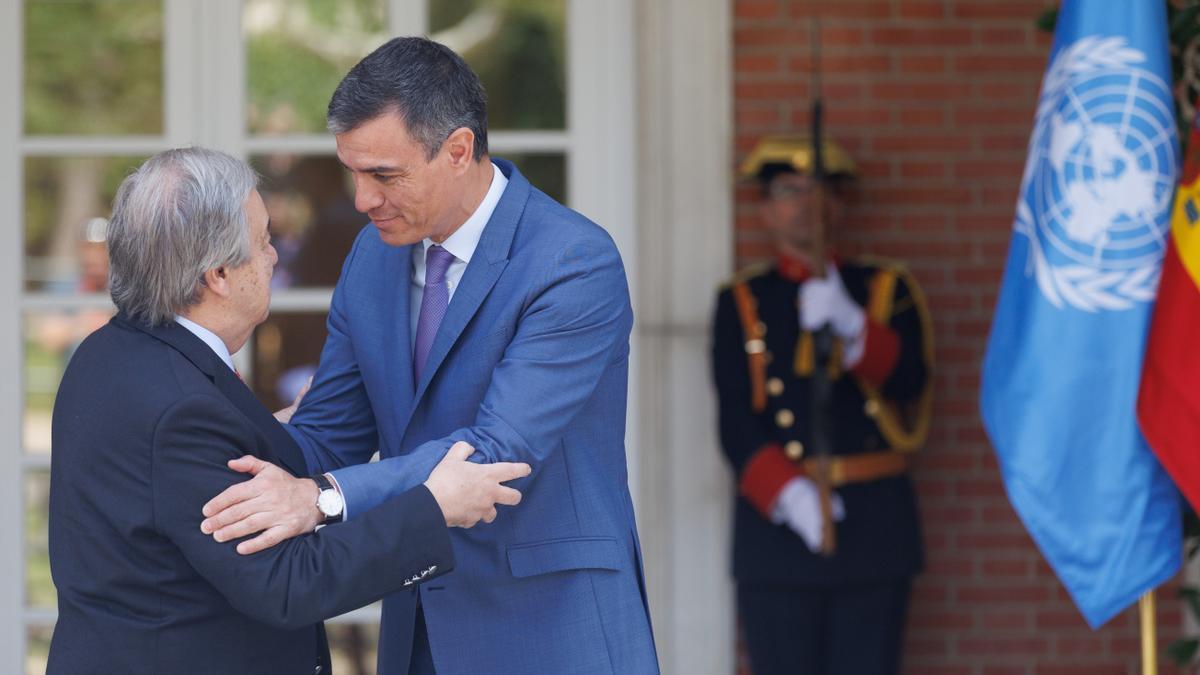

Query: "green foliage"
<box><xmin>24</xmin><ymin>0</ymin><xmax>163</xmax><ymax>135</ymax></box>
<box><xmin>245</xmin><ymin>0</ymin><xmax>387</xmax><ymax>134</ymax></box>
<box><xmin>431</xmin><ymin>0</ymin><xmax>566</xmax><ymax>130</ymax></box>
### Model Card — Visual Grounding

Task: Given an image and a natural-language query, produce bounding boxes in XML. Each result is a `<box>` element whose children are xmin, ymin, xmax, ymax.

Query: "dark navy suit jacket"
<box><xmin>47</xmin><ymin>314</ymin><xmax>454</xmax><ymax>675</ymax></box>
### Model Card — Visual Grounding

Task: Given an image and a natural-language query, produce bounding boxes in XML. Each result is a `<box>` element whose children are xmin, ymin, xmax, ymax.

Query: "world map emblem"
<box><xmin>1016</xmin><ymin>35</ymin><xmax>1179</xmax><ymax>311</ymax></box>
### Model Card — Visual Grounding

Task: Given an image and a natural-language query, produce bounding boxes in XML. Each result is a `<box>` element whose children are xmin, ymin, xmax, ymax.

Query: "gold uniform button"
<box><xmin>864</xmin><ymin>399</ymin><xmax>881</xmax><ymax>417</ymax></box>
<box><xmin>784</xmin><ymin>441</ymin><xmax>804</xmax><ymax>460</ymax></box>
<box><xmin>767</xmin><ymin>377</ymin><xmax>785</xmax><ymax>396</ymax></box>
<box><xmin>775</xmin><ymin>408</ymin><xmax>795</xmax><ymax>428</ymax></box>
<box><xmin>745</xmin><ymin>339</ymin><xmax>766</xmax><ymax>354</ymax></box>
<box><xmin>756</xmin><ymin>321</ymin><xmax>768</xmax><ymax>336</ymax></box>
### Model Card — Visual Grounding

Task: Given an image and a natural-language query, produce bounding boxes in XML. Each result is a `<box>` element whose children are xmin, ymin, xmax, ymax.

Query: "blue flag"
<box><xmin>980</xmin><ymin>0</ymin><xmax>1181</xmax><ymax>629</ymax></box>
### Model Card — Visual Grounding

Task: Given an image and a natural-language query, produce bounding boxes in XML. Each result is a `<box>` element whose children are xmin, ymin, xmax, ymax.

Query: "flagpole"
<box><xmin>1140</xmin><ymin>590</ymin><xmax>1157</xmax><ymax>675</ymax></box>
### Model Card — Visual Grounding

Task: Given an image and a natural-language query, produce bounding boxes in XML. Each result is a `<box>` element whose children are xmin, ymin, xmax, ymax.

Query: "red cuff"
<box><xmin>738</xmin><ymin>444</ymin><xmax>802</xmax><ymax>517</ymax></box>
<box><xmin>851</xmin><ymin>320</ymin><xmax>900</xmax><ymax>386</ymax></box>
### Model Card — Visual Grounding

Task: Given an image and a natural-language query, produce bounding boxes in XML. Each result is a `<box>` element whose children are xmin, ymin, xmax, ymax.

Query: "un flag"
<box><xmin>980</xmin><ymin>0</ymin><xmax>1182</xmax><ymax>629</ymax></box>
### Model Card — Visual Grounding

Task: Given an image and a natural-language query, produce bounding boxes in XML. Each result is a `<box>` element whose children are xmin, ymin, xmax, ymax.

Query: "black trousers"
<box><xmin>737</xmin><ymin>579</ymin><xmax>912</xmax><ymax>675</ymax></box>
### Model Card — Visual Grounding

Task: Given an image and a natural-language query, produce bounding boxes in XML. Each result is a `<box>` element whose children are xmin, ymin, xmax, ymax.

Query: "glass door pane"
<box><xmin>428</xmin><ymin>0</ymin><xmax>566</xmax><ymax>131</ymax></box>
<box><xmin>23</xmin><ymin>0</ymin><xmax>164</xmax><ymax>135</ymax></box>
<box><xmin>244</xmin><ymin>0</ymin><xmax>388</xmax><ymax>135</ymax></box>
<box><xmin>24</xmin><ymin>156</ymin><xmax>146</xmax><ymax>291</ymax></box>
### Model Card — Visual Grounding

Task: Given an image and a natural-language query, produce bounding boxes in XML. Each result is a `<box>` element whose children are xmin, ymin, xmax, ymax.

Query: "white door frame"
<box><xmin>2</xmin><ymin>1</ymin><xmax>26</xmax><ymax>672</ymax></box>
<box><xmin>633</xmin><ymin>0</ymin><xmax>735</xmax><ymax>673</ymax></box>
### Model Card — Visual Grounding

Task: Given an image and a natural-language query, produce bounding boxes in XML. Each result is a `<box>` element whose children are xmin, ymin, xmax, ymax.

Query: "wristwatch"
<box><xmin>311</xmin><ymin>473</ymin><xmax>344</xmax><ymax>524</ymax></box>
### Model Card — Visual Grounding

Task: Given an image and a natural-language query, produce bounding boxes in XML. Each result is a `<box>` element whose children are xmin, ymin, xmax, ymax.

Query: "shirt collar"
<box><xmin>421</xmin><ymin>161</ymin><xmax>508</xmax><ymax>262</ymax></box>
<box><xmin>174</xmin><ymin>315</ymin><xmax>236</xmax><ymax>372</ymax></box>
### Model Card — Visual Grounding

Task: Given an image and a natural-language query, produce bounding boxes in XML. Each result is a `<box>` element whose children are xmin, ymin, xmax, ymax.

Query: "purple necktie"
<box><xmin>414</xmin><ymin>245</ymin><xmax>457</xmax><ymax>384</ymax></box>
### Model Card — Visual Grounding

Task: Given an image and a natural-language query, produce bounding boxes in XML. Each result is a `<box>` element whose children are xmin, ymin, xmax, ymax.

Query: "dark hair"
<box><xmin>327</xmin><ymin>36</ymin><xmax>488</xmax><ymax>162</ymax></box>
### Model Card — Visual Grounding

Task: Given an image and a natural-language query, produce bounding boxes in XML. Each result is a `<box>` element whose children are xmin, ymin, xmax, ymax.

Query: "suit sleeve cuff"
<box><xmin>325</xmin><ymin>471</ymin><xmax>349</xmax><ymax>521</ymax></box>
<box><xmin>738</xmin><ymin>444</ymin><xmax>802</xmax><ymax>517</ymax></box>
<box><xmin>329</xmin><ymin>463</ymin><xmax>384</xmax><ymax>522</ymax></box>
<box><xmin>851</xmin><ymin>320</ymin><xmax>900</xmax><ymax>386</ymax></box>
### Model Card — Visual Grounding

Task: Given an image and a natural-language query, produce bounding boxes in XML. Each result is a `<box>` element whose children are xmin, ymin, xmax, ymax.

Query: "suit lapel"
<box><xmin>412</xmin><ymin>160</ymin><xmax>529</xmax><ymax>405</ymax></box>
<box><xmin>128</xmin><ymin>315</ymin><xmax>310</xmax><ymax>477</ymax></box>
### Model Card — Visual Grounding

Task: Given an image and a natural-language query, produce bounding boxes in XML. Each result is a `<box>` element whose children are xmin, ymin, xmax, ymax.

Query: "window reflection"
<box><xmin>24</xmin><ymin>0</ymin><xmax>164</xmax><ymax>135</ymax></box>
<box><xmin>430</xmin><ymin>0</ymin><xmax>567</xmax><ymax>131</ymax></box>
<box><xmin>252</xmin><ymin>312</ymin><xmax>329</xmax><ymax>412</ymax></box>
<box><xmin>252</xmin><ymin>154</ymin><xmax>362</xmax><ymax>288</ymax></box>
<box><xmin>25</xmin><ymin>470</ymin><xmax>53</xmax><ymax>610</ymax></box>
<box><xmin>245</xmin><ymin>0</ymin><xmax>387</xmax><ymax>135</ymax></box>
<box><xmin>26</xmin><ymin>624</ymin><xmax>53</xmax><ymax>675</ymax></box>
<box><xmin>25</xmin><ymin>156</ymin><xmax>144</xmax><ymax>292</ymax></box>
<box><xmin>505</xmin><ymin>153</ymin><xmax>566</xmax><ymax>204</ymax></box>
<box><xmin>328</xmin><ymin>622</ymin><xmax>380</xmax><ymax>675</ymax></box>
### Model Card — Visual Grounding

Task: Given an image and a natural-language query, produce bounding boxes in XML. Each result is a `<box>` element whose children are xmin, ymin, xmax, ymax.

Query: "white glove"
<box><xmin>771</xmin><ymin>476</ymin><xmax>846</xmax><ymax>553</ymax></box>
<box><xmin>799</xmin><ymin>263</ymin><xmax>867</xmax><ymax>367</ymax></box>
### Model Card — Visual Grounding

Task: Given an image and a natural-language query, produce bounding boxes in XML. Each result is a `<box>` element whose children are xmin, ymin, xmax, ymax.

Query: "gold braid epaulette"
<box><xmin>855</xmin><ymin>262</ymin><xmax>935</xmax><ymax>453</ymax></box>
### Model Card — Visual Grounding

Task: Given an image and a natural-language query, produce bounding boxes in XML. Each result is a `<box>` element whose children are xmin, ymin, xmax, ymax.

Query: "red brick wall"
<box><xmin>732</xmin><ymin>1</ymin><xmax>1185</xmax><ymax>673</ymax></box>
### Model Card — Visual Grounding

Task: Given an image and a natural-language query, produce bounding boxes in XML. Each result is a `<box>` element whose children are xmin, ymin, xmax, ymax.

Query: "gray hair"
<box><xmin>327</xmin><ymin>36</ymin><xmax>488</xmax><ymax>161</ymax></box>
<box><xmin>107</xmin><ymin>147</ymin><xmax>257</xmax><ymax>326</ymax></box>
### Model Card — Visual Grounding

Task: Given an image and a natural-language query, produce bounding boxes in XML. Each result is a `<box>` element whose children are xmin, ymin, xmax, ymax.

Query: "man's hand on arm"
<box><xmin>200</xmin><ymin>442</ymin><xmax>531</xmax><ymax>554</ymax></box>
<box><xmin>200</xmin><ymin>456</ymin><xmax>322</xmax><ymax>555</ymax></box>
<box><xmin>424</xmin><ymin>441</ymin><xmax>530</xmax><ymax>527</ymax></box>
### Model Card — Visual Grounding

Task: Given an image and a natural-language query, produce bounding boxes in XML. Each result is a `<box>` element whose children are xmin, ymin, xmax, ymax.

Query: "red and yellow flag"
<box><xmin>1139</xmin><ymin>107</ymin><xmax>1200</xmax><ymax>512</ymax></box>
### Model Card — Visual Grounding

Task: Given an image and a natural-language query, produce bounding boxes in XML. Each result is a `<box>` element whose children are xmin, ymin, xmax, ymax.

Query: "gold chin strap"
<box><xmin>855</xmin><ymin>266</ymin><xmax>935</xmax><ymax>452</ymax></box>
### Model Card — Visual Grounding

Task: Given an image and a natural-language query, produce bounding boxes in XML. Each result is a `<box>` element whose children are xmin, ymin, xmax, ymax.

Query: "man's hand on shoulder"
<box><xmin>425</xmin><ymin>441</ymin><xmax>531</xmax><ymax>527</ymax></box>
<box><xmin>200</xmin><ymin>456</ymin><xmax>322</xmax><ymax>555</ymax></box>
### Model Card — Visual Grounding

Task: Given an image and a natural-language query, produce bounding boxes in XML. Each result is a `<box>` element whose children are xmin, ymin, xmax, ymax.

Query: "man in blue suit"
<box><xmin>201</xmin><ymin>37</ymin><xmax>658</xmax><ymax>674</ymax></box>
<box><xmin>48</xmin><ymin>148</ymin><xmax>529</xmax><ymax>675</ymax></box>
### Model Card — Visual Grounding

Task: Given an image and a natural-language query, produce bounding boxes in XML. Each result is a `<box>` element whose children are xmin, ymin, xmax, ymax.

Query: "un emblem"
<box><xmin>1017</xmin><ymin>36</ymin><xmax>1179</xmax><ymax>311</ymax></box>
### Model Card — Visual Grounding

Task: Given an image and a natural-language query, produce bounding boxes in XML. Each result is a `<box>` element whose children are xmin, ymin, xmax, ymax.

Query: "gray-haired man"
<box><xmin>47</xmin><ymin>147</ymin><xmax>529</xmax><ymax>675</ymax></box>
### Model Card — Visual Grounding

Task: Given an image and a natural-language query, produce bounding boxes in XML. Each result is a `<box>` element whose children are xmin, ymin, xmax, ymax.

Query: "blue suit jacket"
<box><xmin>288</xmin><ymin>160</ymin><xmax>658</xmax><ymax>674</ymax></box>
<box><xmin>48</xmin><ymin>314</ymin><xmax>454</xmax><ymax>675</ymax></box>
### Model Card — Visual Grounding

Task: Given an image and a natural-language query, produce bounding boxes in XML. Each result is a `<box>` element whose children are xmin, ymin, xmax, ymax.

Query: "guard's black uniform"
<box><xmin>711</xmin><ymin>255</ymin><xmax>932</xmax><ymax>675</ymax></box>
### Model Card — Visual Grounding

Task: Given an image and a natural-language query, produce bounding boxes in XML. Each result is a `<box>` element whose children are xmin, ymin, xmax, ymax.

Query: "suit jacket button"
<box><xmin>775</xmin><ymin>409</ymin><xmax>795</xmax><ymax>428</ymax></box>
<box><xmin>785</xmin><ymin>441</ymin><xmax>804</xmax><ymax>460</ymax></box>
<box><xmin>767</xmin><ymin>377</ymin><xmax>784</xmax><ymax>396</ymax></box>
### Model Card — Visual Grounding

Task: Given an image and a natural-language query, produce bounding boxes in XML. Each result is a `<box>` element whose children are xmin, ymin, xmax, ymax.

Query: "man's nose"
<box><xmin>353</xmin><ymin>175</ymin><xmax>384</xmax><ymax>214</ymax></box>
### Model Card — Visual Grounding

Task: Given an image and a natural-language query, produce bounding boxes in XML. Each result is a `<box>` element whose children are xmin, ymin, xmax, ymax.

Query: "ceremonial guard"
<box><xmin>711</xmin><ymin>135</ymin><xmax>934</xmax><ymax>674</ymax></box>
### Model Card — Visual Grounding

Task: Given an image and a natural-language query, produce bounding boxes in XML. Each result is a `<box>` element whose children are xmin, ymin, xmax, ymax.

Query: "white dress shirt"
<box><xmin>409</xmin><ymin>162</ymin><xmax>509</xmax><ymax>344</ymax></box>
<box><xmin>175</xmin><ymin>315</ymin><xmax>235</xmax><ymax>372</ymax></box>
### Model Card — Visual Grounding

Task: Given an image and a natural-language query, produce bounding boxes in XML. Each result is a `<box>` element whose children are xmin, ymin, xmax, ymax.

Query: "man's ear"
<box><xmin>443</xmin><ymin>127</ymin><xmax>476</xmax><ymax>174</ymax></box>
<box><xmin>201</xmin><ymin>266</ymin><xmax>231</xmax><ymax>298</ymax></box>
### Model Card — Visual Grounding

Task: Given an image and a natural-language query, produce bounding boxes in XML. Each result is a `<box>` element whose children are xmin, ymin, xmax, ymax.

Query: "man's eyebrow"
<box><xmin>337</xmin><ymin>159</ymin><xmax>402</xmax><ymax>174</ymax></box>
